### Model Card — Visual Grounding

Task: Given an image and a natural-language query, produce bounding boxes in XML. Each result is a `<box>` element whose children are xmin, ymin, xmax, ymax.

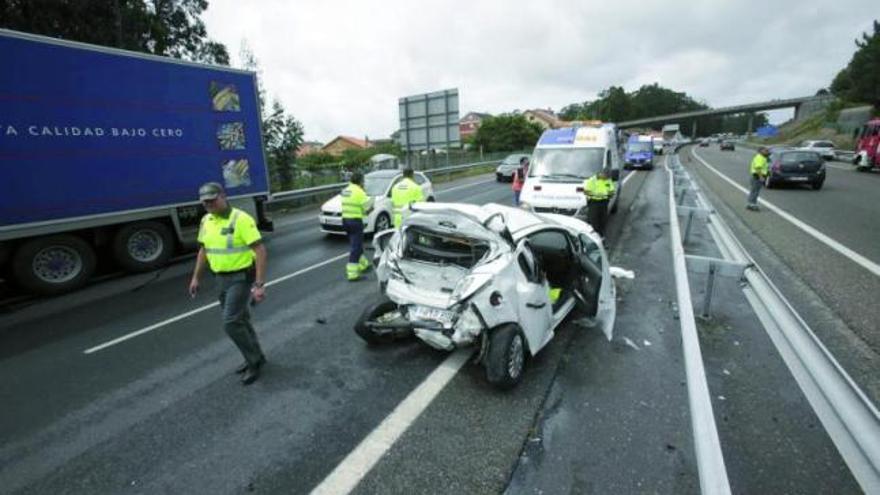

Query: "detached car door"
<box><xmin>513</xmin><ymin>241</ymin><xmax>554</xmax><ymax>353</ymax></box>
<box><xmin>415</xmin><ymin>172</ymin><xmax>433</xmax><ymax>199</ymax></box>
<box><xmin>575</xmin><ymin>233</ymin><xmax>616</xmax><ymax>340</ymax></box>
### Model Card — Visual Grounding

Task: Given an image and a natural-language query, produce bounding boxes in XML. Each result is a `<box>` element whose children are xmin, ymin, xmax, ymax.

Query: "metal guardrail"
<box><xmin>835</xmin><ymin>150</ymin><xmax>855</xmax><ymax>161</ymax></box>
<box><xmin>268</xmin><ymin>159</ymin><xmax>501</xmax><ymax>203</ymax></box>
<box><xmin>664</xmin><ymin>152</ymin><xmax>732</xmax><ymax>495</ymax></box>
<box><xmin>674</xmin><ymin>147</ymin><xmax>880</xmax><ymax>493</ymax></box>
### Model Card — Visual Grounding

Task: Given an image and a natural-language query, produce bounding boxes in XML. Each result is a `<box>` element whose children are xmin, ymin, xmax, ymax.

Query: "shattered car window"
<box><xmin>404</xmin><ymin>228</ymin><xmax>490</xmax><ymax>268</ymax></box>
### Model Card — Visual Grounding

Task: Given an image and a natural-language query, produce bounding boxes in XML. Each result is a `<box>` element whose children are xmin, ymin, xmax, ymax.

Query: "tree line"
<box><xmin>830</xmin><ymin>20</ymin><xmax>880</xmax><ymax>108</ymax></box>
<box><xmin>1</xmin><ymin>0</ymin><xmax>305</xmax><ymax>191</ymax></box>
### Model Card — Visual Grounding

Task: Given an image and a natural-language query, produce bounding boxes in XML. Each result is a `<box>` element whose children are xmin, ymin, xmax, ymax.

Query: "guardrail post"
<box><xmin>684</xmin><ymin>209</ymin><xmax>696</xmax><ymax>244</ymax></box>
<box><xmin>701</xmin><ymin>262</ymin><xmax>717</xmax><ymax>319</ymax></box>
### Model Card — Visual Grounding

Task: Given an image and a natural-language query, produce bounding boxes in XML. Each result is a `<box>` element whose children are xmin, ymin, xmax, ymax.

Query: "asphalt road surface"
<box><xmin>687</xmin><ymin>145</ymin><xmax>880</xmax><ymax>405</ymax></box>
<box><xmin>0</xmin><ymin>164</ymin><xmax>868</xmax><ymax>494</ymax></box>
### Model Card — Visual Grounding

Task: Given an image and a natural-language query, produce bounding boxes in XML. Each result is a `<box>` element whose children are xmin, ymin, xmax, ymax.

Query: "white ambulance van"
<box><xmin>519</xmin><ymin>124</ymin><xmax>623</xmax><ymax>217</ymax></box>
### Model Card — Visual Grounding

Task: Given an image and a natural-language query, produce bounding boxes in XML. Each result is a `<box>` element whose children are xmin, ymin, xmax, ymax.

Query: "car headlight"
<box><xmin>451</xmin><ymin>273</ymin><xmax>492</xmax><ymax>303</ymax></box>
<box><xmin>519</xmin><ymin>201</ymin><xmax>533</xmax><ymax>211</ymax></box>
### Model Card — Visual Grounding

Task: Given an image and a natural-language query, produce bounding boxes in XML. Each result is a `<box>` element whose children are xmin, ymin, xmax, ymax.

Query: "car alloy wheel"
<box><xmin>507</xmin><ymin>334</ymin><xmax>524</xmax><ymax>379</ymax></box>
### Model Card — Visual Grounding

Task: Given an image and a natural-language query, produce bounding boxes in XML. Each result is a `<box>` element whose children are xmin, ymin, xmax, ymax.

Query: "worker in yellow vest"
<box><xmin>747</xmin><ymin>147</ymin><xmax>771</xmax><ymax>211</ymax></box>
<box><xmin>188</xmin><ymin>182</ymin><xmax>267</xmax><ymax>385</ymax></box>
<box><xmin>341</xmin><ymin>171</ymin><xmax>373</xmax><ymax>281</ymax></box>
<box><xmin>583</xmin><ymin>169</ymin><xmax>615</xmax><ymax>237</ymax></box>
<box><xmin>391</xmin><ymin>168</ymin><xmax>424</xmax><ymax>228</ymax></box>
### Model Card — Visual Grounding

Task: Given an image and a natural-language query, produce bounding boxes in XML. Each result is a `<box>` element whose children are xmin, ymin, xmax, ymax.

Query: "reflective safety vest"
<box><xmin>391</xmin><ymin>177</ymin><xmax>424</xmax><ymax>228</ymax></box>
<box><xmin>584</xmin><ymin>175</ymin><xmax>615</xmax><ymax>201</ymax></box>
<box><xmin>197</xmin><ymin>208</ymin><xmax>261</xmax><ymax>273</ymax></box>
<box><xmin>341</xmin><ymin>183</ymin><xmax>370</xmax><ymax>220</ymax></box>
<box><xmin>750</xmin><ymin>153</ymin><xmax>769</xmax><ymax>177</ymax></box>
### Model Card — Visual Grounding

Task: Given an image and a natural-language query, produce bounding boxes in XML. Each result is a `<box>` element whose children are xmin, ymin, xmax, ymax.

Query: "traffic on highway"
<box><xmin>2</xmin><ymin>3</ymin><xmax>880</xmax><ymax>495</ymax></box>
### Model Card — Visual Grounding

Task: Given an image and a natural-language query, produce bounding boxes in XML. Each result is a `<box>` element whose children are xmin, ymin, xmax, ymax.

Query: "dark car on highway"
<box><xmin>765</xmin><ymin>149</ymin><xmax>825</xmax><ymax>190</ymax></box>
<box><xmin>496</xmin><ymin>153</ymin><xmax>531</xmax><ymax>182</ymax></box>
<box><xmin>720</xmin><ymin>140</ymin><xmax>735</xmax><ymax>151</ymax></box>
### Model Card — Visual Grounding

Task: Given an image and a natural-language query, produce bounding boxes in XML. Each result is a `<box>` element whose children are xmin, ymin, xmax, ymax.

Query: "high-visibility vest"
<box><xmin>197</xmin><ymin>208</ymin><xmax>261</xmax><ymax>272</ymax></box>
<box><xmin>341</xmin><ymin>183</ymin><xmax>370</xmax><ymax>220</ymax></box>
<box><xmin>750</xmin><ymin>153</ymin><xmax>769</xmax><ymax>177</ymax></box>
<box><xmin>584</xmin><ymin>175</ymin><xmax>615</xmax><ymax>201</ymax></box>
<box><xmin>391</xmin><ymin>177</ymin><xmax>424</xmax><ymax>227</ymax></box>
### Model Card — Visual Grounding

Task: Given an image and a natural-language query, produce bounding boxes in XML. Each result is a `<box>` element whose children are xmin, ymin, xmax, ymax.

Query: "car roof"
<box><xmin>365</xmin><ymin>169</ymin><xmax>402</xmax><ymax>179</ymax></box>
<box><xmin>408</xmin><ymin>202</ymin><xmax>598</xmax><ymax>242</ymax></box>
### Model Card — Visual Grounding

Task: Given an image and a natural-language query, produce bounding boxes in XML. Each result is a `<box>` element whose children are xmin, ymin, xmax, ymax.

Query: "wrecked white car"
<box><xmin>354</xmin><ymin>202</ymin><xmax>619</xmax><ymax>389</ymax></box>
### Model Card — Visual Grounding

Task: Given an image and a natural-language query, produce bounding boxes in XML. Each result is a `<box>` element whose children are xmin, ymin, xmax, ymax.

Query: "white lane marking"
<box><xmin>691</xmin><ymin>148</ymin><xmax>880</xmax><ymax>277</ymax></box>
<box><xmin>83</xmin><ymin>253</ymin><xmax>349</xmax><ymax>354</ymax></box>
<box><xmin>621</xmin><ymin>169</ymin><xmax>637</xmax><ymax>186</ymax></box>
<box><xmin>825</xmin><ymin>162</ymin><xmax>853</xmax><ymax>171</ymax></box>
<box><xmin>310</xmin><ymin>350</ymin><xmax>471</xmax><ymax>495</ymax></box>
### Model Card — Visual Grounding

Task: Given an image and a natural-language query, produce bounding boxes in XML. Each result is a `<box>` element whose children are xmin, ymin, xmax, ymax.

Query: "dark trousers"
<box><xmin>217</xmin><ymin>268</ymin><xmax>264</xmax><ymax>367</ymax></box>
<box><xmin>587</xmin><ymin>199</ymin><xmax>609</xmax><ymax>236</ymax></box>
<box><xmin>343</xmin><ymin>218</ymin><xmax>364</xmax><ymax>263</ymax></box>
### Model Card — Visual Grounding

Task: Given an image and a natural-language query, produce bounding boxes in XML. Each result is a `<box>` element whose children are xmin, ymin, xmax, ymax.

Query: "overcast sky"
<box><xmin>203</xmin><ymin>1</ymin><xmax>874</xmax><ymax>142</ymax></box>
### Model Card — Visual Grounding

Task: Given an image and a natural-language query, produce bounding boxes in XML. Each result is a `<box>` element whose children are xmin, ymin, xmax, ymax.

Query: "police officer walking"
<box><xmin>583</xmin><ymin>169</ymin><xmax>615</xmax><ymax>237</ymax></box>
<box><xmin>188</xmin><ymin>182</ymin><xmax>267</xmax><ymax>385</ymax></box>
<box><xmin>341</xmin><ymin>171</ymin><xmax>373</xmax><ymax>281</ymax></box>
<box><xmin>391</xmin><ymin>168</ymin><xmax>424</xmax><ymax>228</ymax></box>
<box><xmin>747</xmin><ymin>147</ymin><xmax>771</xmax><ymax>211</ymax></box>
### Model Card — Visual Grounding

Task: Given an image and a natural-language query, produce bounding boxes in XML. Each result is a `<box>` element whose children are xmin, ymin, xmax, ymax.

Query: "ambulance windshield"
<box><xmin>529</xmin><ymin>148</ymin><xmax>605</xmax><ymax>181</ymax></box>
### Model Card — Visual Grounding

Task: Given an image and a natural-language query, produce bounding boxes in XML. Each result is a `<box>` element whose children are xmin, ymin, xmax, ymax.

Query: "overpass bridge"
<box><xmin>617</xmin><ymin>95</ymin><xmax>834</xmax><ymax>135</ymax></box>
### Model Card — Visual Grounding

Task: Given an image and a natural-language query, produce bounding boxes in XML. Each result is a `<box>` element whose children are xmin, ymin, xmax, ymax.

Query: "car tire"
<box><xmin>426</xmin><ymin>196</ymin><xmax>435</xmax><ymax>202</ymax></box>
<box><xmin>12</xmin><ymin>234</ymin><xmax>96</xmax><ymax>295</ymax></box>
<box><xmin>374</xmin><ymin>213</ymin><xmax>391</xmax><ymax>232</ymax></box>
<box><xmin>112</xmin><ymin>221</ymin><xmax>174</xmax><ymax>272</ymax></box>
<box><xmin>811</xmin><ymin>180</ymin><xmax>824</xmax><ymax>191</ymax></box>
<box><xmin>496</xmin><ymin>174</ymin><xmax>503</xmax><ymax>182</ymax></box>
<box><xmin>610</xmin><ymin>196</ymin><xmax>619</xmax><ymax>214</ymax></box>
<box><xmin>353</xmin><ymin>296</ymin><xmax>404</xmax><ymax>345</ymax></box>
<box><xmin>485</xmin><ymin>324</ymin><xmax>527</xmax><ymax>390</ymax></box>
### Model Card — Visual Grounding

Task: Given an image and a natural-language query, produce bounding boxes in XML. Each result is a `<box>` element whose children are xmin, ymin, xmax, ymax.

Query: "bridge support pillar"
<box><xmin>691</xmin><ymin>120</ymin><xmax>697</xmax><ymax>139</ymax></box>
<box><xmin>747</xmin><ymin>113</ymin><xmax>754</xmax><ymax>137</ymax></box>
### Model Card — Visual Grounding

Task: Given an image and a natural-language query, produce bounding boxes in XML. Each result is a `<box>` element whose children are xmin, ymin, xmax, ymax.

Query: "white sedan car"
<box><xmin>355</xmin><ymin>202</ymin><xmax>620</xmax><ymax>389</ymax></box>
<box><xmin>319</xmin><ymin>170</ymin><xmax>434</xmax><ymax>235</ymax></box>
<box><xmin>799</xmin><ymin>140</ymin><xmax>836</xmax><ymax>161</ymax></box>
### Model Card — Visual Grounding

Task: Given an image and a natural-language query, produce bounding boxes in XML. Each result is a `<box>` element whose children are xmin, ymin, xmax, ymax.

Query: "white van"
<box><xmin>519</xmin><ymin>125</ymin><xmax>623</xmax><ymax>216</ymax></box>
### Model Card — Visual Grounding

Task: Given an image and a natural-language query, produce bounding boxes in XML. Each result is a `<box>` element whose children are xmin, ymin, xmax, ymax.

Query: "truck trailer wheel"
<box><xmin>12</xmin><ymin>235</ymin><xmax>96</xmax><ymax>295</ymax></box>
<box><xmin>112</xmin><ymin>221</ymin><xmax>174</xmax><ymax>272</ymax></box>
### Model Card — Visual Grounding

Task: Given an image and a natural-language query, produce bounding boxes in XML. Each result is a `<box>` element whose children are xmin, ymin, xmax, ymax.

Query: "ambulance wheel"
<box><xmin>610</xmin><ymin>198</ymin><xmax>619</xmax><ymax>214</ymax></box>
<box><xmin>485</xmin><ymin>324</ymin><xmax>527</xmax><ymax>390</ymax></box>
<box><xmin>112</xmin><ymin>221</ymin><xmax>174</xmax><ymax>272</ymax></box>
<box><xmin>12</xmin><ymin>234</ymin><xmax>96</xmax><ymax>295</ymax></box>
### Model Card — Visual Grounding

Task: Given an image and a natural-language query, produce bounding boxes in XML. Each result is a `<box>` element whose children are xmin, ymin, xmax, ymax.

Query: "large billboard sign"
<box><xmin>398</xmin><ymin>88</ymin><xmax>460</xmax><ymax>152</ymax></box>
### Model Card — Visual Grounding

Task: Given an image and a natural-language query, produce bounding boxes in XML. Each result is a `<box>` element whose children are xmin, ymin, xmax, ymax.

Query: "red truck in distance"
<box><xmin>854</xmin><ymin>118</ymin><xmax>880</xmax><ymax>171</ymax></box>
